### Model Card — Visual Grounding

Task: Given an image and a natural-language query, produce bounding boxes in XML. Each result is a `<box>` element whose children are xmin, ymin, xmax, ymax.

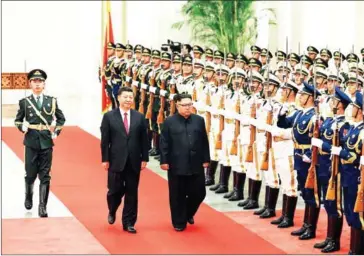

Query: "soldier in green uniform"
<box><xmin>319</xmin><ymin>48</ymin><xmax>332</xmax><ymax>63</ymax></box>
<box><xmin>307</xmin><ymin>46</ymin><xmax>319</xmax><ymax>61</ymax></box>
<box><xmin>213</xmin><ymin>50</ymin><xmax>224</xmax><ymax>65</ymax></box>
<box><xmin>14</xmin><ymin>69</ymin><xmax>66</xmax><ymax>218</ymax></box>
<box><xmin>260</xmin><ymin>48</ymin><xmax>273</xmax><ymax>76</ymax></box>
<box><xmin>205</xmin><ymin>48</ymin><xmax>214</xmax><ymax>62</ymax></box>
<box><xmin>193</xmin><ymin>45</ymin><xmax>204</xmax><ymax>59</ymax></box>
<box><xmin>250</xmin><ymin>45</ymin><xmax>262</xmax><ymax>59</ymax></box>
<box><xmin>275</xmin><ymin>50</ymin><xmax>287</xmax><ymax>65</ymax></box>
<box><xmin>103</xmin><ymin>42</ymin><xmax>117</xmax><ymax>109</ymax></box>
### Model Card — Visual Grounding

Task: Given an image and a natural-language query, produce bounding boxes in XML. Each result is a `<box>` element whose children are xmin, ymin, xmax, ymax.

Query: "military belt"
<box><xmin>28</xmin><ymin>124</ymin><xmax>49</xmax><ymax>131</ymax></box>
<box><xmin>212</xmin><ymin>114</ymin><xmax>219</xmax><ymax>118</ymax></box>
<box><xmin>257</xmin><ymin>129</ymin><xmax>265</xmax><ymax>133</ymax></box>
<box><xmin>294</xmin><ymin>143</ymin><xmax>311</xmax><ymax>150</ymax></box>
<box><xmin>198</xmin><ymin>110</ymin><xmax>206</xmax><ymax>114</ymax></box>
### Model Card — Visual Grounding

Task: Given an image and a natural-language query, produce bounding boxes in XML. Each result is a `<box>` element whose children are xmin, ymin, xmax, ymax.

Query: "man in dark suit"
<box><xmin>14</xmin><ymin>69</ymin><xmax>66</xmax><ymax>218</ymax></box>
<box><xmin>100</xmin><ymin>86</ymin><xmax>149</xmax><ymax>234</ymax></box>
<box><xmin>160</xmin><ymin>94</ymin><xmax>210</xmax><ymax>231</ymax></box>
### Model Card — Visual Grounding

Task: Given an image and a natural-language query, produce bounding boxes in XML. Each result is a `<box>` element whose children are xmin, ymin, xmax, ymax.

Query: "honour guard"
<box><xmin>307</xmin><ymin>46</ymin><xmax>319</xmax><ymax>61</ymax></box>
<box><xmin>251</xmin><ymin>45</ymin><xmax>262</xmax><ymax>59</ymax></box>
<box><xmin>193</xmin><ymin>45</ymin><xmax>204</xmax><ymax>59</ymax></box>
<box><xmin>205</xmin><ymin>48</ymin><xmax>214</xmax><ymax>62</ymax></box>
<box><xmin>329</xmin><ymin>92</ymin><xmax>364</xmax><ymax>254</ymax></box>
<box><xmin>278</xmin><ymin>82</ymin><xmax>321</xmax><ymax>240</ymax></box>
<box><xmin>294</xmin><ymin>65</ymin><xmax>310</xmax><ymax>86</ymax></box>
<box><xmin>275</xmin><ymin>50</ymin><xmax>287</xmax><ymax>65</ymax></box>
<box><xmin>311</xmin><ymin>87</ymin><xmax>351</xmax><ymax>252</ymax></box>
<box><xmin>103</xmin><ymin>42</ymin><xmax>117</xmax><ymax>109</ymax></box>
<box><xmin>320</xmin><ymin>48</ymin><xmax>333</xmax><ymax>63</ymax></box>
<box><xmin>213</xmin><ymin>50</ymin><xmax>224</xmax><ymax>65</ymax></box>
<box><xmin>288</xmin><ymin>53</ymin><xmax>301</xmax><ymax>70</ymax></box>
<box><xmin>14</xmin><ymin>69</ymin><xmax>66</xmax><ymax>217</ymax></box>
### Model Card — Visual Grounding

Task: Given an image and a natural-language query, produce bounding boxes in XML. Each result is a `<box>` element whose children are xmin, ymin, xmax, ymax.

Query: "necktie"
<box><xmin>36</xmin><ymin>96</ymin><xmax>42</xmax><ymax>109</ymax></box>
<box><xmin>123</xmin><ymin>112</ymin><xmax>129</xmax><ymax>134</ymax></box>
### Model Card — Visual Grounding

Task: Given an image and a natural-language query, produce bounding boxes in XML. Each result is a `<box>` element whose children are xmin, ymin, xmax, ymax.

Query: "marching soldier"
<box><xmin>270</xmin><ymin>79</ymin><xmax>300</xmax><ymax>228</ymax></box>
<box><xmin>278</xmin><ymin>82</ymin><xmax>321</xmax><ymax>240</ymax></box>
<box><xmin>329</xmin><ymin>92</ymin><xmax>363</xmax><ymax>254</ymax></box>
<box><xmin>14</xmin><ymin>69</ymin><xmax>66</xmax><ymax>217</ymax></box>
<box><xmin>310</xmin><ymin>87</ymin><xmax>351</xmax><ymax>253</ymax></box>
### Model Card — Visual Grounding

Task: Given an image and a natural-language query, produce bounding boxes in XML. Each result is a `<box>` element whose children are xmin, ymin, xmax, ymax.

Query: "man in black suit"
<box><xmin>160</xmin><ymin>94</ymin><xmax>210</xmax><ymax>231</ymax></box>
<box><xmin>100</xmin><ymin>86</ymin><xmax>149</xmax><ymax>234</ymax></box>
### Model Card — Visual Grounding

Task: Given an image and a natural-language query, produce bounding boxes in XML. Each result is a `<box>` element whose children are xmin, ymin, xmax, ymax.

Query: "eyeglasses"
<box><xmin>178</xmin><ymin>103</ymin><xmax>193</xmax><ymax>107</ymax></box>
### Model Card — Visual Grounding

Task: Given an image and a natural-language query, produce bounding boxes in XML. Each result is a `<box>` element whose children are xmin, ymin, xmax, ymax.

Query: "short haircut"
<box><xmin>117</xmin><ymin>86</ymin><xmax>133</xmax><ymax>96</ymax></box>
<box><xmin>174</xmin><ymin>93</ymin><xmax>192</xmax><ymax>102</ymax></box>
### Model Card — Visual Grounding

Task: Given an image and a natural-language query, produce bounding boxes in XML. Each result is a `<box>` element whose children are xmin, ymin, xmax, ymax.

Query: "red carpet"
<box><xmin>2</xmin><ymin>126</ymin><xmax>284</xmax><ymax>254</ymax></box>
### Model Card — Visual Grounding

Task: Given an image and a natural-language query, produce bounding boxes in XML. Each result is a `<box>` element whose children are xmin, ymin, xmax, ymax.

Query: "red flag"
<box><xmin>101</xmin><ymin>2</ymin><xmax>114</xmax><ymax>113</ymax></box>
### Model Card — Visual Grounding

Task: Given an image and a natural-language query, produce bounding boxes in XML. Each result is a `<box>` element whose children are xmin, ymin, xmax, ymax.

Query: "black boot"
<box><xmin>224</xmin><ymin>171</ymin><xmax>237</xmax><ymax>199</ymax></box>
<box><xmin>38</xmin><ymin>184</ymin><xmax>50</xmax><ymax>218</ymax></box>
<box><xmin>243</xmin><ymin>180</ymin><xmax>261</xmax><ymax>210</ymax></box>
<box><xmin>147</xmin><ymin>129</ymin><xmax>153</xmax><ymax>151</ymax></box>
<box><xmin>349</xmin><ymin>227</ymin><xmax>362</xmax><ymax>254</ymax></box>
<box><xmin>260</xmin><ymin>187</ymin><xmax>279</xmax><ymax>218</ymax></box>
<box><xmin>215</xmin><ymin>166</ymin><xmax>231</xmax><ymax>194</ymax></box>
<box><xmin>24</xmin><ymin>183</ymin><xmax>34</xmax><ymax>210</ymax></box>
<box><xmin>238</xmin><ymin>178</ymin><xmax>252</xmax><ymax>207</ymax></box>
<box><xmin>205</xmin><ymin>160</ymin><xmax>218</xmax><ymax>186</ymax></box>
<box><xmin>229</xmin><ymin>173</ymin><xmax>246</xmax><ymax>201</ymax></box>
<box><xmin>150</xmin><ymin>132</ymin><xmax>160</xmax><ymax>156</ymax></box>
<box><xmin>254</xmin><ymin>186</ymin><xmax>269</xmax><ymax>215</ymax></box>
<box><xmin>279</xmin><ymin>196</ymin><xmax>297</xmax><ymax>228</ymax></box>
<box><xmin>210</xmin><ymin>164</ymin><xmax>224</xmax><ymax>191</ymax></box>
<box><xmin>271</xmin><ymin>194</ymin><xmax>287</xmax><ymax>225</ymax></box>
<box><xmin>291</xmin><ymin>203</ymin><xmax>309</xmax><ymax>235</ymax></box>
<box><xmin>321</xmin><ymin>216</ymin><xmax>342</xmax><ymax>253</ymax></box>
<box><xmin>314</xmin><ymin>215</ymin><xmax>333</xmax><ymax>249</ymax></box>
<box><xmin>299</xmin><ymin>205</ymin><xmax>320</xmax><ymax>240</ymax></box>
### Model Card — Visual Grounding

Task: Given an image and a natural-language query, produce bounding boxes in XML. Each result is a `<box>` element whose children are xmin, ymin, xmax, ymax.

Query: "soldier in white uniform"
<box><xmin>252</xmin><ymin>74</ymin><xmax>282</xmax><ymax>216</ymax></box>
<box><xmin>209</xmin><ymin>65</ymin><xmax>231</xmax><ymax>193</ymax></box>
<box><xmin>224</xmin><ymin>68</ymin><xmax>248</xmax><ymax>201</ymax></box>
<box><xmin>191</xmin><ymin>59</ymin><xmax>205</xmax><ymax>115</ymax></box>
<box><xmin>238</xmin><ymin>71</ymin><xmax>265</xmax><ymax>209</ymax></box>
<box><xmin>268</xmin><ymin>79</ymin><xmax>300</xmax><ymax>228</ymax></box>
<box><xmin>175</xmin><ymin>56</ymin><xmax>195</xmax><ymax>95</ymax></box>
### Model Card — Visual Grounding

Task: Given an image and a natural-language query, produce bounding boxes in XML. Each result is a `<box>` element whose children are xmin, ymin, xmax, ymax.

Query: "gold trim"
<box><xmin>28</xmin><ymin>124</ymin><xmax>49</xmax><ymax>131</ymax></box>
<box><xmin>294</xmin><ymin>143</ymin><xmax>311</xmax><ymax>150</ymax></box>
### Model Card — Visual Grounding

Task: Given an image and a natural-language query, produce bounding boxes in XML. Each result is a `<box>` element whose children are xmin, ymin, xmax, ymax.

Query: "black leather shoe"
<box><xmin>174</xmin><ymin>227</ymin><xmax>186</xmax><ymax>232</ymax></box>
<box><xmin>278</xmin><ymin>217</ymin><xmax>294</xmax><ymax>228</ymax></box>
<box><xmin>260</xmin><ymin>208</ymin><xmax>276</xmax><ymax>218</ymax></box>
<box><xmin>243</xmin><ymin>200</ymin><xmax>259</xmax><ymax>210</ymax></box>
<box><xmin>271</xmin><ymin>215</ymin><xmax>284</xmax><ymax>225</ymax></box>
<box><xmin>24</xmin><ymin>183</ymin><xmax>34</xmax><ymax>210</ymax></box>
<box><xmin>187</xmin><ymin>217</ymin><xmax>194</xmax><ymax>225</ymax></box>
<box><xmin>123</xmin><ymin>226</ymin><xmax>137</xmax><ymax>233</ymax></box>
<box><xmin>299</xmin><ymin>226</ymin><xmax>316</xmax><ymax>240</ymax></box>
<box><xmin>254</xmin><ymin>207</ymin><xmax>266</xmax><ymax>215</ymax></box>
<box><xmin>223</xmin><ymin>190</ymin><xmax>235</xmax><ymax>199</ymax></box>
<box><xmin>321</xmin><ymin>240</ymin><xmax>340</xmax><ymax>253</ymax></box>
<box><xmin>291</xmin><ymin>223</ymin><xmax>308</xmax><ymax>236</ymax></box>
<box><xmin>205</xmin><ymin>177</ymin><xmax>215</xmax><ymax>186</ymax></box>
<box><xmin>314</xmin><ymin>238</ymin><xmax>330</xmax><ymax>249</ymax></box>
<box><xmin>108</xmin><ymin>213</ymin><xmax>115</xmax><ymax>224</ymax></box>
<box><xmin>215</xmin><ymin>185</ymin><xmax>228</xmax><ymax>194</ymax></box>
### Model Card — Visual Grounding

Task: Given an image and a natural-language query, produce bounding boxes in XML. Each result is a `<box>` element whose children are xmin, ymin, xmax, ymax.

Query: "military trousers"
<box><xmin>25</xmin><ymin>146</ymin><xmax>52</xmax><ymax>185</ymax></box>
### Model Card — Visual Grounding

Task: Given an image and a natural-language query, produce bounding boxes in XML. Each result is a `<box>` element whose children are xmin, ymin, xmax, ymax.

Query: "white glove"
<box><xmin>360</xmin><ymin>156</ymin><xmax>364</xmax><ymax>166</ymax></box>
<box><xmin>331</xmin><ymin>146</ymin><xmax>342</xmax><ymax>156</ymax></box>
<box><xmin>263</xmin><ymin>103</ymin><xmax>272</xmax><ymax>112</ymax></box>
<box><xmin>125</xmin><ymin>75</ymin><xmax>131</xmax><ymax>81</ymax></box>
<box><xmin>132</xmin><ymin>80</ymin><xmax>139</xmax><ymax>87</ymax></box>
<box><xmin>160</xmin><ymin>89</ymin><xmax>167</xmax><ymax>97</ymax></box>
<box><xmin>279</xmin><ymin>105</ymin><xmax>289</xmax><ymax>116</ymax></box>
<box><xmin>271</xmin><ymin>126</ymin><xmax>283</xmax><ymax>137</ymax></box>
<box><xmin>149</xmin><ymin>87</ymin><xmax>156</xmax><ymax>93</ymax></box>
<box><xmin>302</xmin><ymin>154</ymin><xmax>312</xmax><ymax>163</ymax></box>
<box><xmin>22</xmin><ymin>123</ymin><xmax>28</xmax><ymax>133</ymax></box>
<box><xmin>311</xmin><ymin>138</ymin><xmax>323</xmax><ymax>149</ymax></box>
<box><xmin>257</xmin><ymin>120</ymin><xmax>266</xmax><ymax>130</ymax></box>
<box><xmin>170</xmin><ymin>78</ymin><xmax>176</xmax><ymax>85</ymax></box>
<box><xmin>169</xmin><ymin>94</ymin><xmax>176</xmax><ymax>100</ymax></box>
<box><xmin>141</xmin><ymin>83</ymin><xmax>148</xmax><ymax>90</ymax></box>
<box><xmin>52</xmin><ymin>133</ymin><xmax>57</xmax><ymax>140</ymax></box>
<box><xmin>249</xmin><ymin>118</ymin><xmax>258</xmax><ymax>127</ymax></box>
<box><xmin>265</xmin><ymin>124</ymin><xmax>273</xmax><ymax>133</ymax></box>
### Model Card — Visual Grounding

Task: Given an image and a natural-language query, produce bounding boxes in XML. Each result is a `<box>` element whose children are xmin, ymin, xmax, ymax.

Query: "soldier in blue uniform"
<box><xmin>329</xmin><ymin>91</ymin><xmax>364</xmax><ymax>254</ymax></box>
<box><xmin>277</xmin><ymin>82</ymin><xmax>321</xmax><ymax>240</ymax></box>
<box><xmin>111</xmin><ymin>43</ymin><xmax>127</xmax><ymax>107</ymax></box>
<box><xmin>311</xmin><ymin>87</ymin><xmax>352</xmax><ymax>252</ymax></box>
<box><xmin>14</xmin><ymin>69</ymin><xmax>66</xmax><ymax>218</ymax></box>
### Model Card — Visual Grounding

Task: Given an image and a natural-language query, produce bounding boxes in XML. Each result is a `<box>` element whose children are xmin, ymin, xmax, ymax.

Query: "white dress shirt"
<box><xmin>33</xmin><ymin>93</ymin><xmax>44</xmax><ymax>106</ymax></box>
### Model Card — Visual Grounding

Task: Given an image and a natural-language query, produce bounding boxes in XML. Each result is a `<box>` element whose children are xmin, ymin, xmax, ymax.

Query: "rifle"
<box><xmin>192</xmin><ymin>78</ymin><xmax>197</xmax><ymax>114</ymax></box>
<box><xmin>138</xmin><ymin>47</ymin><xmax>152</xmax><ymax>114</ymax></box>
<box><xmin>260</xmin><ymin>44</ymin><xmax>273</xmax><ymax>171</ymax></box>
<box><xmin>145</xmin><ymin>64</ymin><xmax>156</xmax><ymax>121</ymax></box>
<box><xmin>205</xmin><ymin>78</ymin><xmax>212</xmax><ymax>134</ymax></box>
<box><xmin>131</xmin><ymin>61</ymin><xmax>140</xmax><ymax>110</ymax></box>
<box><xmin>157</xmin><ymin>76</ymin><xmax>167</xmax><ymax>129</ymax></box>
<box><xmin>230</xmin><ymin>91</ymin><xmax>240</xmax><ymax>155</ymax></box>
<box><xmin>305</xmin><ymin>64</ymin><xmax>319</xmax><ymax>190</ymax></box>
<box><xmin>354</xmin><ymin>46</ymin><xmax>364</xmax><ymax>213</ymax></box>
<box><xmin>215</xmin><ymin>48</ymin><xmax>226</xmax><ymax>150</ymax></box>
<box><xmin>169</xmin><ymin>82</ymin><xmax>176</xmax><ymax>116</ymax></box>
<box><xmin>245</xmin><ymin>68</ymin><xmax>256</xmax><ymax>162</ymax></box>
<box><xmin>326</xmin><ymin>106</ymin><xmax>340</xmax><ymax>201</ymax></box>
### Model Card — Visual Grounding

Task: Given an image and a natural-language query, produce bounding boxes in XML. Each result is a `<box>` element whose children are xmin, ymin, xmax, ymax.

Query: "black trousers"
<box><xmin>167</xmin><ymin>172</ymin><xmax>206</xmax><ymax>228</ymax></box>
<box><xmin>107</xmin><ymin>159</ymin><xmax>140</xmax><ymax>227</ymax></box>
<box><xmin>25</xmin><ymin>146</ymin><xmax>52</xmax><ymax>185</ymax></box>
